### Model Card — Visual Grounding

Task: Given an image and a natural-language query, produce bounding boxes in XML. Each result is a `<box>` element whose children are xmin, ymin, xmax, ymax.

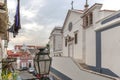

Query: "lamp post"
<box><xmin>34</xmin><ymin>48</ymin><xmax>52</xmax><ymax>80</ymax></box>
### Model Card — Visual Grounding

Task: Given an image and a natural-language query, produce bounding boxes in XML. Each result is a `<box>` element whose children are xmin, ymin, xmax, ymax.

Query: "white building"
<box><xmin>49</xmin><ymin>27</ymin><xmax>63</xmax><ymax>57</ymax></box>
<box><xmin>62</xmin><ymin>9</ymin><xmax>84</xmax><ymax>61</ymax></box>
<box><xmin>50</xmin><ymin>3</ymin><xmax>120</xmax><ymax>79</ymax></box>
<box><xmin>94</xmin><ymin>9</ymin><xmax>120</xmax><ymax>77</ymax></box>
<box><xmin>62</xmin><ymin>3</ymin><xmax>119</xmax><ymax>77</ymax></box>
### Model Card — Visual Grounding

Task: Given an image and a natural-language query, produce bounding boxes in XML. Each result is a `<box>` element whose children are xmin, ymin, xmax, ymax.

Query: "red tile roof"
<box><xmin>7</xmin><ymin>50</ymin><xmax>22</xmax><ymax>57</ymax></box>
<box><xmin>14</xmin><ymin>45</ymin><xmax>44</xmax><ymax>49</ymax></box>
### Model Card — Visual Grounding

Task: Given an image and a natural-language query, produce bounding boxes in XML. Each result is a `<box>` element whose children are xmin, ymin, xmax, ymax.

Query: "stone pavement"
<box><xmin>19</xmin><ymin>70</ymin><xmax>56</xmax><ymax>80</ymax></box>
<box><xmin>19</xmin><ymin>71</ymin><xmax>37</xmax><ymax>80</ymax></box>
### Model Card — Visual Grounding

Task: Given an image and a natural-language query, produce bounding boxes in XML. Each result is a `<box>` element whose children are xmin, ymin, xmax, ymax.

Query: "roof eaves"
<box><xmin>82</xmin><ymin>3</ymin><xmax>102</xmax><ymax>17</ymax></box>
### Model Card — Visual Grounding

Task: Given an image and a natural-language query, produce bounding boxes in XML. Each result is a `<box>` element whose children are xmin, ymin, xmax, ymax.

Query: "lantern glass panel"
<box><xmin>45</xmin><ymin>60</ymin><xmax>51</xmax><ymax>74</ymax></box>
<box><xmin>35</xmin><ymin>55</ymin><xmax>39</xmax><ymax>73</ymax></box>
<box><xmin>39</xmin><ymin>54</ymin><xmax>49</xmax><ymax>60</ymax></box>
<box><xmin>39</xmin><ymin>60</ymin><xmax>51</xmax><ymax>74</ymax></box>
<box><xmin>39</xmin><ymin>61</ymin><xmax>45</xmax><ymax>74</ymax></box>
<box><xmin>35</xmin><ymin>61</ymin><xmax>39</xmax><ymax>74</ymax></box>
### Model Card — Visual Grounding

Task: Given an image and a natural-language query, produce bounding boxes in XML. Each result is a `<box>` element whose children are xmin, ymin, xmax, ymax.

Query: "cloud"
<box><xmin>7</xmin><ymin>0</ymin><xmax>17</xmax><ymax>11</ymax></box>
<box><xmin>21</xmin><ymin>7</ymin><xmax>37</xmax><ymax>19</ymax></box>
<box><xmin>23</xmin><ymin>23</ymin><xmax>44</xmax><ymax>31</ymax></box>
<box><xmin>20</xmin><ymin>0</ymin><xmax>45</xmax><ymax>19</ymax></box>
<box><xmin>101</xmin><ymin>0</ymin><xmax>120</xmax><ymax>10</ymax></box>
<box><xmin>7</xmin><ymin>0</ymin><xmax>120</xmax><ymax>50</ymax></box>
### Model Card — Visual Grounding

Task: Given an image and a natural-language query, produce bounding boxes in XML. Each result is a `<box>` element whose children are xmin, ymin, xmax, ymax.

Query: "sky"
<box><xmin>7</xmin><ymin>0</ymin><xmax>120</xmax><ymax>50</ymax></box>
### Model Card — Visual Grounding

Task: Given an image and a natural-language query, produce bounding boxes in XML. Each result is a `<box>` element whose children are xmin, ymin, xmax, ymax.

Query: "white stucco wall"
<box><xmin>84</xmin><ymin>7</ymin><xmax>115</xmax><ymax>66</ymax></box>
<box><xmin>98</xmin><ymin>11</ymin><xmax>115</xmax><ymax>22</ymax></box>
<box><xmin>1</xmin><ymin>40</ymin><xmax>7</xmax><ymax>58</ymax></box>
<box><xmin>49</xmin><ymin>28</ymin><xmax>62</xmax><ymax>57</ymax></box>
<box><xmin>62</xmin><ymin>37</ymin><xmax>68</xmax><ymax>56</ymax></box>
<box><xmin>101</xmin><ymin>26</ymin><xmax>120</xmax><ymax>76</ymax></box>
<box><xmin>54</xmin><ymin>35</ymin><xmax>62</xmax><ymax>51</ymax></box>
<box><xmin>49</xmin><ymin>36</ymin><xmax>54</xmax><ymax>57</ymax></box>
<box><xmin>94</xmin><ymin>10</ymin><xmax>120</xmax><ymax>77</ymax></box>
<box><xmin>74</xmin><ymin>26</ymin><xmax>83</xmax><ymax>59</ymax></box>
<box><xmin>85</xmin><ymin>27</ymin><xmax>96</xmax><ymax>66</ymax></box>
<box><xmin>63</xmin><ymin>10</ymin><xmax>83</xmax><ymax>60</ymax></box>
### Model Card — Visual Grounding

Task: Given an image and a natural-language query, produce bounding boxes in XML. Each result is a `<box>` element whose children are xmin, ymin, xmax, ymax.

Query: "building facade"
<box><xmin>62</xmin><ymin>10</ymin><xmax>84</xmax><ymax>61</ymax></box>
<box><xmin>94</xmin><ymin>10</ymin><xmax>120</xmax><ymax>77</ymax></box>
<box><xmin>14</xmin><ymin>45</ymin><xmax>42</xmax><ymax>69</ymax></box>
<box><xmin>0</xmin><ymin>0</ymin><xmax>9</xmax><ymax>79</ymax></box>
<box><xmin>49</xmin><ymin>27</ymin><xmax>63</xmax><ymax>57</ymax></box>
<box><xmin>50</xmin><ymin>3</ymin><xmax>120</xmax><ymax>78</ymax></box>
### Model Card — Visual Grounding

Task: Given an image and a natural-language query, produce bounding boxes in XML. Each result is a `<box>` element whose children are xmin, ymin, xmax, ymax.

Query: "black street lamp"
<box><xmin>34</xmin><ymin>48</ymin><xmax>52</xmax><ymax>80</ymax></box>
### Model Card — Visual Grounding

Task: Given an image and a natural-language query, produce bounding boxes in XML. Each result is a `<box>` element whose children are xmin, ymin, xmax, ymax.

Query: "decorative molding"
<box><xmin>101</xmin><ymin>13</ymin><xmax>120</xmax><ymax>24</ymax></box>
<box><xmin>67</xmin><ymin>35</ymin><xmax>74</xmax><ymax>42</ymax></box>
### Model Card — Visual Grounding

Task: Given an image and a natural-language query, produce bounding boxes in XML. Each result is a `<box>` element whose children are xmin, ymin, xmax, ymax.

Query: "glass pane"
<box><xmin>39</xmin><ymin>61</ymin><xmax>45</xmax><ymax>74</ymax></box>
<box><xmin>35</xmin><ymin>62</ymin><xmax>39</xmax><ymax>74</ymax></box>
<box><xmin>39</xmin><ymin>55</ymin><xmax>44</xmax><ymax>60</ymax></box>
<box><xmin>45</xmin><ymin>61</ymin><xmax>50</xmax><ymax>74</ymax></box>
<box><xmin>39</xmin><ymin>55</ymin><xmax>49</xmax><ymax>60</ymax></box>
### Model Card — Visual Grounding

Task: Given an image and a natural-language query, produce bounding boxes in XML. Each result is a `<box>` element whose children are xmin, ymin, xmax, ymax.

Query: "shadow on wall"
<box><xmin>88</xmin><ymin>65</ymin><xmax>119</xmax><ymax>77</ymax></box>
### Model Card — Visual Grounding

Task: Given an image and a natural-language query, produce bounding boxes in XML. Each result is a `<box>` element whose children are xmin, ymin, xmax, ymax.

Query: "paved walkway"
<box><xmin>19</xmin><ymin>70</ymin><xmax>55</xmax><ymax>80</ymax></box>
<box><xmin>51</xmin><ymin>57</ymin><xmax>119</xmax><ymax>80</ymax></box>
<box><xmin>19</xmin><ymin>71</ymin><xmax>37</xmax><ymax>80</ymax></box>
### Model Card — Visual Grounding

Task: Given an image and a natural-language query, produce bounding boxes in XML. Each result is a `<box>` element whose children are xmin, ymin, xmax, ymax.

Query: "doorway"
<box><xmin>68</xmin><ymin>43</ymin><xmax>74</xmax><ymax>58</ymax></box>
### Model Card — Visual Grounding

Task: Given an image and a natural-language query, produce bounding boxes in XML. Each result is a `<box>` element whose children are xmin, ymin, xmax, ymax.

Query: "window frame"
<box><xmin>74</xmin><ymin>31</ymin><xmax>78</xmax><ymax>44</ymax></box>
<box><xmin>83</xmin><ymin>12</ymin><xmax>93</xmax><ymax>28</ymax></box>
<box><xmin>65</xmin><ymin>37</ymin><xmax>67</xmax><ymax>47</ymax></box>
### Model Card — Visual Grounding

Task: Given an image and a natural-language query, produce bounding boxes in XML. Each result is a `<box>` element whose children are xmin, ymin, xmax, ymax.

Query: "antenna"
<box><xmin>71</xmin><ymin>1</ymin><xmax>74</xmax><ymax>10</ymax></box>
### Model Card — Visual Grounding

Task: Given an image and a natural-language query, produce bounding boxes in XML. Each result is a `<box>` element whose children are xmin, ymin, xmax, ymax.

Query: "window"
<box><xmin>83</xmin><ymin>12</ymin><xmax>93</xmax><ymax>28</ymax></box>
<box><xmin>75</xmin><ymin>33</ymin><xmax>78</xmax><ymax>44</ymax></box>
<box><xmin>86</xmin><ymin>16</ymin><xmax>89</xmax><ymax>26</ymax></box>
<box><xmin>65</xmin><ymin>38</ymin><xmax>67</xmax><ymax>47</ymax></box>
<box><xmin>68</xmin><ymin>22</ymin><xmax>73</xmax><ymax>31</ymax></box>
<box><xmin>89</xmin><ymin>13</ymin><xmax>93</xmax><ymax>25</ymax></box>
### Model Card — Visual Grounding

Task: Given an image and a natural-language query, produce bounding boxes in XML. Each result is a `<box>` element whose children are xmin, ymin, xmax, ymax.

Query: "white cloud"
<box><xmin>21</xmin><ymin>7</ymin><xmax>37</xmax><ymax>19</ymax></box>
<box><xmin>8</xmin><ymin>0</ymin><xmax>120</xmax><ymax>50</ymax></box>
<box><xmin>29</xmin><ymin>0</ymin><xmax>45</xmax><ymax>9</ymax></box>
<box><xmin>102</xmin><ymin>0</ymin><xmax>120</xmax><ymax>10</ymax></box>
<box><xmin>21</xmin><ymin>0</ymin><xmax>45</xmax><ymax>19</ymax></box>
<box><xmin>7</xmin><ymin>0</ymin><xmax>17</xmax><ymax>10</ymax></box>
<box><xmin>23</xmin><ymin>23</ymin><xmax>44</xmax><ymax>31</ymax></box>
<box><xmin>10</xmin><ymin>36</ymin><xmax>30</xmax><ymax>43</ymax></box>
